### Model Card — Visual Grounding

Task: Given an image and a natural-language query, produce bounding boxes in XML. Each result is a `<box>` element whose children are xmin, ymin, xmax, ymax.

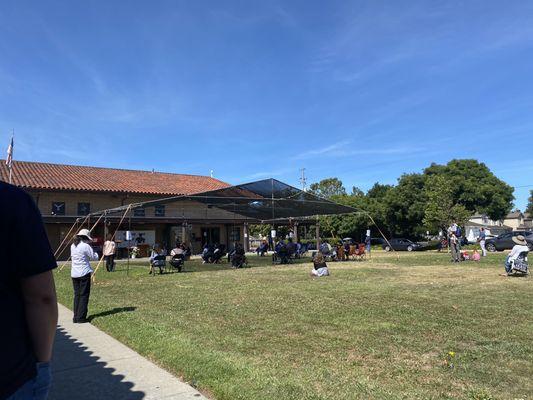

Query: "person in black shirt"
<box><xmin>0</xmin><ymin>182</ymin><xmax>58</xmax><ymax>400</ymax></box>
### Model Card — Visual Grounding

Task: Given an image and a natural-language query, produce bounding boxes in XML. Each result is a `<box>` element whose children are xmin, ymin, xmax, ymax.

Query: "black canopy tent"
<box><xmin>86</xmin><ymin>178</ymin><xmax>357</xmax><ymax>223</ymax></box>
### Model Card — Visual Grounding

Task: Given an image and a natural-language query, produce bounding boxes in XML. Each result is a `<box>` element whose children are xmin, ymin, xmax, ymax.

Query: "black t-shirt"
<box><xmin>0</xmin><ymin>183</ymin><xmax>57</xmax><ymax>399</ymax></box>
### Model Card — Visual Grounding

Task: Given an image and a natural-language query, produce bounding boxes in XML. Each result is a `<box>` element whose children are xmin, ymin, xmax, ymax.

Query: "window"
<box><xmin>52</xmin><ymin>202</ymin><xmax>65</xmax><ymax>216</ymax></box>
<box><xmin>154</xmin><ymin>205</ymin><xmax>165</xmax><ymax>217</ymax></box>
<box><xmin>77</xmin><ymin>202</ymin><xmax>90</xmax><ymax>216</ymax></box>
<box><xmin>133</xmin><ymin>207</ymin><xmax>145</xmax><ymax>217</ymax></box>
<box><xmin>229</xmin><ymin>227</ymin><xmax>241</xmax><ymax>242</ymax></box>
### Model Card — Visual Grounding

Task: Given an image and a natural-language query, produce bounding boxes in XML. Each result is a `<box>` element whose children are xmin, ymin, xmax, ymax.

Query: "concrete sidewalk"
<box><xmin>49</xmin><ymin>304</ymin><xmax>207</xmax><ymax>400</ymax></box>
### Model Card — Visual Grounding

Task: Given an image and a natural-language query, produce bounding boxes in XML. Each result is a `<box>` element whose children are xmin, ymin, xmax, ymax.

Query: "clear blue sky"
<box><xmin>1</xmin><ymin>1</ymin><xmax>532</xmax><ymax>209</ymax></box>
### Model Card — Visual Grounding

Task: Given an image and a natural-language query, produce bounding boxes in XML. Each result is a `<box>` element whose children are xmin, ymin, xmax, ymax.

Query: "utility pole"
<box><xmin>299</xmin><ymin>168</ymin><xmax>307</xmax><ymax>192</ymax></box>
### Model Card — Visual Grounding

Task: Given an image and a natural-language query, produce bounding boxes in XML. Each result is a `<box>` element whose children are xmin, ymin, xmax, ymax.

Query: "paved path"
<box><xmin>50</xmin><ymin>304</ymin><xmax>207</xmax><ymax>400</ymax></box>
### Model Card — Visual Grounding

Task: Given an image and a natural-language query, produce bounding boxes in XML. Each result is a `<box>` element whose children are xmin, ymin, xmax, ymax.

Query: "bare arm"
<box><xmin>20</xmin><ymin>270</ymin><xmax>58</xmax><ymax>362</ymax></box>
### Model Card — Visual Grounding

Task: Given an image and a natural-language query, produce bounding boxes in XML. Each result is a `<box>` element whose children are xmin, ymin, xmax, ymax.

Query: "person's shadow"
<box><xmin>49</xmin><ymin>327</ymin><xmax>145</xmax><ymax>400</ymax></box>
<box><xmin>88</xmin><ymin>307</ymin><xmax>136</xmax><ymax>322</ymax></box>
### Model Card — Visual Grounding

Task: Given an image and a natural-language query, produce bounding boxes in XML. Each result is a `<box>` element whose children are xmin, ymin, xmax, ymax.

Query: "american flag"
<box><xmin>6</xmin><ymin>136</ymin><xmax>13</xmax><ymax>169</ymax></box>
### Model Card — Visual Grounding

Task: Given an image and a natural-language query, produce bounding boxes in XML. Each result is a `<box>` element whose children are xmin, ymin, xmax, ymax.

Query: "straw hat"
<box><xmin>77</xmin><ymin>228</ymin><xmax>93</xmax><ymax>241</ymax></box>
<box><xmin>512</xmin><ymin>234</ymin><xmax>527</xmax><ymax>246</ymax></box>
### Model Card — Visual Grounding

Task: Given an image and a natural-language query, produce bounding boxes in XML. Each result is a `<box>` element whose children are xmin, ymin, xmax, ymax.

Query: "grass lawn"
<box><xmin>53</xmin><ymin>251</ymin><xmax>532</xmax><ymax>400</ymax></box>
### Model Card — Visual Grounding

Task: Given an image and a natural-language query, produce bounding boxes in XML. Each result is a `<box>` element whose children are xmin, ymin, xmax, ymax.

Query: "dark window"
<box><xmin>229</xmin><ymin>227</ymin><xmax>241</xmax><ymax>242</ymax></box>
<box><xmin>52</xmin><ymin>202</ymin><xmax>65</xmax><ymax>216</ymax></box>
<box><xmin>133</xmin><ymin>207</ymin><xmax>145</xmax><ymax>217</ymax></box>
<box><xmin>154</xmin><ymin>205</ymin><xmax>165</xmax><ymax>217</ymax></box>
<box><xmin>77</xmin><ymin>202</ymin><xmax>90</xmax><ymax>216</ymax></box>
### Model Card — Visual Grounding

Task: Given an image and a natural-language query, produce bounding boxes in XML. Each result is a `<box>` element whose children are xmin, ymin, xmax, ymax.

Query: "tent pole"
<box><xmin>243</xmin><ymin>223</ymin><xmax>249</xmax><ymax>252</ymax></box>
<box><xmin>315</xmin><ymin>216</ymin><xmax>320</xmax><ymax>251</ymax></box>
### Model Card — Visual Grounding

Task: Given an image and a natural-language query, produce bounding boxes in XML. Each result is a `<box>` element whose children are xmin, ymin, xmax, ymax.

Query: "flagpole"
<box><xmin>7</xmin><ymin>129</ymin><xmax>14</xmax><ymax>184</ymax></box>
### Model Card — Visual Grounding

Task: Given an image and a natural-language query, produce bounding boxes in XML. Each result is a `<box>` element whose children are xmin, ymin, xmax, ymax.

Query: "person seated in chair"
<box><xmin>310</xmin><ymin>253</ymin><xmax>330</xmax><ymax>277</ymax></box>
<box><xmin>503</xmin><ymin>235</ymin><xmax>530</xmax><ymax>275</ymax></box>
<box><xmin>170</xmin><ymin>242</ymin><xmax>186</xmax><ymax>272</ymax></box>
<box><xmin>212</xmin><ymin>243</ymin><xmax>226</xmax><ymax>263</ymax></box>
<box><xmin>149</xmin><ymin>246</ymin><xmax>165</xmax><ymax>275</ymax></box>
<box><xmin>256</xmin><ymin>240</ymin><xmax>269</xmax><ymax>256</ymax></box>
<box><xmin>201</xmin><ymin>243</ymin><xmax>214</xmax><ymax>264</ymax></box>
<box><xmin>170</xmin><ymin>242</ymin><xmax>185</xmax><ymax>257</ymax></box>
<box><xmin>231</xmin><ymin>242</ymin><xmax>246</xmax><ymax>268</ymax></box>
<box><xmin>274</xmin><ymin>240</ymin><xmax>289</xmax><ymax>264</ymax></box>
<box><xmin>286</xmin><ymin>238</ymin><xmax>297</xmax><ymax>258</ymax></box>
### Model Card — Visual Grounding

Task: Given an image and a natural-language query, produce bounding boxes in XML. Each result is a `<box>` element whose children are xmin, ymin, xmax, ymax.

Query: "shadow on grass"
<box><xmin>89</xmin><ymin>307</ymin><xmax>136</xmax><ymax>321</ymax></box>
<box><xmin>50</xmin><ymin>327</ymin><xmax>145</xmax><ymax>400</ymax></box>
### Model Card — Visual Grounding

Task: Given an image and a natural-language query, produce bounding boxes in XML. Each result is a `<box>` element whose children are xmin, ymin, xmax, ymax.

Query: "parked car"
<box><xmin>382</xmin><ymin>238</ymin><xmax>423</xmax><ymax>252</ymax></box>
<box><xmin>484</xmin><ymin>231</ymin><xmax>533</xmax><ymax>252</ymax></box>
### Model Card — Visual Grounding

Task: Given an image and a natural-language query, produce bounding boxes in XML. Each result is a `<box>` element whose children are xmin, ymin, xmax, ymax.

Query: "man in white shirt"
<box><xmin>504</xmin><ymin>235</ymin><xmax>530</xmax><ymax>275</ymax></box>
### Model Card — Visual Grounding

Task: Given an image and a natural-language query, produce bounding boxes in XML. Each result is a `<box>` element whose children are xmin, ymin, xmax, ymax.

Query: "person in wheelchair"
<box><xmin>230</xmin><ymin>242</ymin><xmax>246</xmax><ymax>268</ymax></box>
<box><xmin>503</xmin><ymin>235</ymin><xmax>530</xmax><ymax>276</ymax></box>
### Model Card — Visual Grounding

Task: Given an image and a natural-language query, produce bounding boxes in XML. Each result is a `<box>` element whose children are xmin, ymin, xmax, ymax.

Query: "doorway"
<box><xmin>201</xmin><ymin>227</ymin><xmax>221</xmax><ymax>247</ymax></box>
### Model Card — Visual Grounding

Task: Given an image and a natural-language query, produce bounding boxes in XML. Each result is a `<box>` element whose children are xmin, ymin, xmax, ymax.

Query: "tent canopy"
<box><xmin>88</xmin><ymin>178</ymin><xmax>357</xmax><ymax>223</ymax></box>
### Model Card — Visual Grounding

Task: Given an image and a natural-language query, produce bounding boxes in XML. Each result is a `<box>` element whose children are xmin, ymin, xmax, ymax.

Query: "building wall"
<box><xmin>31</xmin><ymin>191</ymin><xmax>246</xmax><ymax>221</ymax></box>
<box><xmin>26</xmin><ymin>189</ymin><xmax>247</xmax><ymax>260</ymax></box>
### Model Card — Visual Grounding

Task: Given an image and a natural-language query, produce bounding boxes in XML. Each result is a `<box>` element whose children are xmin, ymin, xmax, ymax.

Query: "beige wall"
<box><xmin>30</xmin><ymin>190</ymin><xmax>251</xmax><ymax>221</ymax></box>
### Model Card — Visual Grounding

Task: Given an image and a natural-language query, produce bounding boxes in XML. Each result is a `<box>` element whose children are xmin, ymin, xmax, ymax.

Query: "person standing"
<box><xmin>450</xmin><ymin>232</ymin><xmax>460</xmax><ymax>263</ymax></box>
<box><xmin>365</xmin><ymin>235</ymin><xmax>371</xmax><ymax>255</ymax></box>
<box><xmin>103</xmin><ymin>234</ymin><xmax>116</xmax><ymax>272</ymax></box>
<box><xmin>70</xmin><ymin>229</ymin><xmax>98</xmax><ymax>323</ymax></box>
<box><xmin>478</xmin><ymin>227</ymin><xmax>487</xmax><ymax>257</ymax></box>
<box><xmin>1</xmin><ymin>182</ymin><xmax>58</xmax><ymax>400</ymax></box>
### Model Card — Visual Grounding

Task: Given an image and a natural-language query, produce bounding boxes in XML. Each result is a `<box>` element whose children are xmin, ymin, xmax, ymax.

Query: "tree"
<box><xmin>309</xmin><ymin>178</ymin><xmax>346</xmax><ymax>199</ymax></box>
<box><xmin>423</xmin><ymin>175</ymin><xmax>471</xmax><ymax>233</ymax></box>
<box><xmin>526</xmin><ymin>190</ymin><xmax>533</xmax><ymax>216</ymax></box>
<box><xmin>383</xmin><ymin>173</ymin><xmax>428</xmax><ymax>238</ymax></box>
<box><xmin>424</xmin><ymin>159</ymin><xmax>514</xmax><ymax>220</ymax></box>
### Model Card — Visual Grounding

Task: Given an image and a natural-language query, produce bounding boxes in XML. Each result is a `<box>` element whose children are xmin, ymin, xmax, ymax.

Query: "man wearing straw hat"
<box><xmin>503</xmin><ymin>234</ymin><xmax>530</xmax><ymax>275</ymax></box>
<box><xmin>1</xmin><ymin>182</ymin><xmax>58</xmax><ymax>400</ymax></box>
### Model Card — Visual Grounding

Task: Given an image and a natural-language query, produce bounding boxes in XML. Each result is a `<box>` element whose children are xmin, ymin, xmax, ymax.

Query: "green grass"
<box><xmin>53</xmin><ymin>251</ymin><xmax>533</xmax><ymax>400</ymax></box>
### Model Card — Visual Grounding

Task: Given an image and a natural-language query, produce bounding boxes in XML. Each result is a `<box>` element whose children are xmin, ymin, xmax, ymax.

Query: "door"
<box><xmin>201</xmin><ymin>227</ymin><xmax>221</xmax><ymax>247</ymax></box>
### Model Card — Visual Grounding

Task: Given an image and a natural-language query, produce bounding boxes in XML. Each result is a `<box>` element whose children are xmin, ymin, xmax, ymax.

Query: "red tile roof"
<box><xmin>0</xmin><ymin>160</ymin><xmax>230</xmax><ymax>196</ymax></box>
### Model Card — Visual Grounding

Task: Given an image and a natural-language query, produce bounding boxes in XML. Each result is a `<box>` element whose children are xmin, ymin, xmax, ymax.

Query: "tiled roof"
<box><xmin>0</xmin><ymin>160</ymin><xmax>230</xmax><ymax>196</ymax></box>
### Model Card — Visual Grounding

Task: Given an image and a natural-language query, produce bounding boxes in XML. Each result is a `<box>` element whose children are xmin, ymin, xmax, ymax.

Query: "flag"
<box><xmin>6</xmin><ymin>136</ymin><xmax>13</xmax><ymax>169</ymax></box>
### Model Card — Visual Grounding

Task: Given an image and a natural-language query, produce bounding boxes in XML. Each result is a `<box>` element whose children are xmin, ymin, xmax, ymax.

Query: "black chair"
<box><xmin>169</xmin><ymin>254</ymin><xmax>185</xmax><ymax>272</ymax></box>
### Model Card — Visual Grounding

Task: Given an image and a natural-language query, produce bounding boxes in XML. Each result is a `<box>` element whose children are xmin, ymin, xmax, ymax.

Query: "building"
<box><xmin>466</xmin><ymin>210</ymin><xmax>532</xmax><ymax>241</ymax></box>
<box><xmin>0</xmin><ymin>160</ymin><xmax>252</xmax><ymax>259</ymax></box>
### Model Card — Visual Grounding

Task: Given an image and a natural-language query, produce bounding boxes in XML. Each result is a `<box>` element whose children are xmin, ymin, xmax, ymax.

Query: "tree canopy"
<box><xmin>309</xmin><ymin>159</ymin><xmax>515</xmax><ymax>239</ymax></box>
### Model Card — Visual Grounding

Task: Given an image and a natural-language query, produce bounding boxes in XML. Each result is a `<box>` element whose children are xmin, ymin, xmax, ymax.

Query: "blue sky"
<box><xmin>1</xmin><ymin>1</ymin><xmax>532</xmax><ymax>209</ymax></box>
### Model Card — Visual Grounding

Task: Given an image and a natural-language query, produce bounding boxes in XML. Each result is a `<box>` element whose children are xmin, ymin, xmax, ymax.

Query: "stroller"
<box><xmin>169</xmin><ymin>254</ymin><xmax>185</xmax><ymax>272</ymax></box>
<box><xmin>508</xmin><ymin>251</ymin><xmax>529</xmax><ymax>276</ymax></box>
<box><xmin>150</xmin><ymin>254</ymin><xmax>166</xmax><ymax>275</ymax></box>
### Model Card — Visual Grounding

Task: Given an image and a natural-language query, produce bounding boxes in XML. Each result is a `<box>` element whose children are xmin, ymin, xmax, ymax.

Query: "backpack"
<box><xmin>456</xmin><ymin>227</ymin><xmax>462</xmax><ymax>237</ymax></box>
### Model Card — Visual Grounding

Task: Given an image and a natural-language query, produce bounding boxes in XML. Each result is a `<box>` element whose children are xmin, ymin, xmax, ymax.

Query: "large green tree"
<box><xmin>309</xmin><ymin>178</ymin><xmax>346</xmax><ymax>199</ymax></box>
<box><xmin>424</xmin><ymin>159</ymin><xmax>514</xmax><ymax>220</ymax></box>
<box><xmin>423</xmin><ymin>175</ymin><xmax>471</xmax><ymax>233</ymax></box>
<box><xmin>383</xmin><ymin>173</ymin><xmax>427</xmax><ymax>237</ymax></box>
